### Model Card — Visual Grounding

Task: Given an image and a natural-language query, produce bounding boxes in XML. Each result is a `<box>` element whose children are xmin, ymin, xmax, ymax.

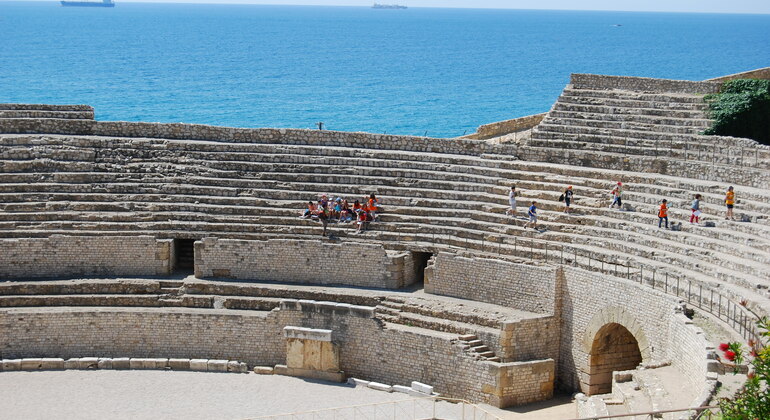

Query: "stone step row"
<box><xmin>548</xmin><ymin>110</ymin><xmax>713</xmax><ymax>129</ymax></box>
<box><xmin>532</xmin><ymin>122</ymin><xmax>765</xmax><ymax>149</ymax></box>
<box><xmin>557</xmin><ymin>94</ymin><xmax>709</xmax><ymax>112</ymax></box>
<box><xmin>552</xmin><ymin>102</ymin><xmax>708</xmax><ymax>119</ymax></box>
<box><xmin>0</xmin><ymin>104</ymin><xmax>93</xmax><ymax>112</ymax></box>
<box><xmin>529</xmin><ymin>130</ymin><xmax>770</xmax><ymax>160</ymax></box>
<box><xmin>0</xmin><ymin>357</ymin><xmax>248</xmax><ymax>372</ymax></box>
<box><xmin>519</xmin><ymin>145</ymin><xmax>770</xmax><ymax>190</ymax></box>
<box><xmin>559</xmin><ymin>88</ymin><xmax>708</xmax><ymax>104</ymax></box>
<box><xmin>539</xmin><ymin>116</ymin><xmax>707</xmax><ymax>135</ymax></box>
<box><xmin>0</xmin><ymin>294</ymin><xmax>213</xmax><ymax>308</ymax></box>
<box><xmin>377</xmin><ymin>297</ymin><xmax>504</xmax><ymax>329</ymax></box>
<box><xmin>525</xmin><ymin>138</ymin><xmax>765</xmax><ymax>167</ymax></box>
<box><xmin>0</xmin><ymin>110</ymin><xmax>94</xmax><ymax>120</ymax></box>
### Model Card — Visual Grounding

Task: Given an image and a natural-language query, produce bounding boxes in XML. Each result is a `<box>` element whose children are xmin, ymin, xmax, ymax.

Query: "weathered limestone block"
<box><xmin>207</xmin><ymin>360</ymin><xmax>229</xmax><ymax>372</ymax></box>
<box><xmin>112</xmin><ymin>358</ymin><xmax>131</xmax><ymax>369</ymax></box>
<box><xmin>41</xmin><ymin>358</ymin><xmax>65</xmax><ymax>370</ymax></box>
<box><xmin>253</xmin><ymin>366</ymin><xmax>274</xmax><ymax>375</ymax></box>
<box><xmin>168</xmin><ymin>358</ymin><xmax>190</xmax><ymax>370</ymax></box>
<box><xmin>20</xmin><ymin>358</ymin><xmax>43</xmax><ymax>370</ymax></box>
<box><xmin>189</xmin><ymin>359</ymin><xmax>208</xmax><ymax>371</ymax></box>
<box><xmin>411</xmin><ymin>381</ymin><xmax>434</xmax><ymax>395</ymax></box>
<box><xmin>2</xmin><ymin>359</ymin><xmax>22</xmax><ymax>371</ymax></box>
<box><xmin>78</xmin><ymin>357</ymin><xmax>99</xmax><ymax>369</ymax></box>
<box><xmin>281</xmin><ymin>326</ymin><xmax>344</xmax><ymax>382</ymax></box>
<box><xmin>367</xmin><ymin>382</ymin><xmax>392</xmax><ymax>392</ymax></box>
<box><xmin>97</xmin><ymin>358</ymin><xmax>113</xmax><ymax>369</ymax></box>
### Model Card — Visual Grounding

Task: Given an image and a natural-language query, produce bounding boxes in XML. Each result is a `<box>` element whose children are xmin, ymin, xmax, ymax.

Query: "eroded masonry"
<box><xmin>1</xmin><ymin>68</ymin><xmax>769</xmax><ymax>415</ymax></box>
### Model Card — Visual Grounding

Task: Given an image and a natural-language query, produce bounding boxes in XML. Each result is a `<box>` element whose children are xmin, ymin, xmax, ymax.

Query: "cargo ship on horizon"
<box><xmin>61</xmin><ymin>0</ymin><xmax>114</xmax><ymax>7</ymax></box>
<box><xmin>372</xmin><ymin>3</ymin><xmax>407</xmax><ymax>9</ymax></box>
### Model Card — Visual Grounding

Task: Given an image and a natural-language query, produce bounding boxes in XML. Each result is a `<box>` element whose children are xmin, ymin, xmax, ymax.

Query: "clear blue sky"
<box><xmin>16</xmin><ymin>0</ymin><xmax>770</xmax><ymax>14</ymax></box>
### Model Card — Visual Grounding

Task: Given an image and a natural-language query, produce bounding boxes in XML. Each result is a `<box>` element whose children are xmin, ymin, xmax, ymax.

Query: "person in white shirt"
<box><xmin>506</xmin><ymin>185</ymin><xmax>518</xmax><ymax>216</ymax></box>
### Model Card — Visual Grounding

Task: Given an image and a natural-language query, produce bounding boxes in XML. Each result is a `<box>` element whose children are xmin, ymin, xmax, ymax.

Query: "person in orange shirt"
<box><xmin>658</xmin><ymin>199</ymin><xmax>669</xmax><ymax>229</ymax></box>
<box><xmin>725</xmin><ymin>186</ymin><xmax>735</xmax><ymax>220</ymax></box>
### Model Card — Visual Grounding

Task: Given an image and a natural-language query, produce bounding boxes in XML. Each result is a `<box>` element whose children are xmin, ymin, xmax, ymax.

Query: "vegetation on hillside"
<box><xmin>704</xmin><ymin>79</ymin><xmax>770</xmax><ymax>145</ymax></box>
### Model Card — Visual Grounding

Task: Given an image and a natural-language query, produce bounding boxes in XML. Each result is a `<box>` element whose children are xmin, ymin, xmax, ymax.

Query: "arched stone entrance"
<box><xmin>581</xmin><ymin>307</ymin><xmax>651</xmax><ymax>395</ymax></box>
<box><xmin>586</xmin><ymin>323</ymin><xmax>643</xmax><ymax>395</ymax></box>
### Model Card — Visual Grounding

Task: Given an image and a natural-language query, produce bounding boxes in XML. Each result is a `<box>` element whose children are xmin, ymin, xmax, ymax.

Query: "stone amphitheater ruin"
<box><xmin>1</xmin><ymin>67</ymin><xmax>769</xmax><ymax>418</ymax></box>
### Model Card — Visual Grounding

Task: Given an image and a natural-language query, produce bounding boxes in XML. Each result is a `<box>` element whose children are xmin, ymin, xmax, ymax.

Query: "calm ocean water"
<box><xmin>1</xmin><ymin>2</ymin><xmax>769</xmax><ymax>137</ymax></box>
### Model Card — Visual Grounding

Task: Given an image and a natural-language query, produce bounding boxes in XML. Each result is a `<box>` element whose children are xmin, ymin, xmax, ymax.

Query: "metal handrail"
<box><xmin>566</xmin><ymin>404</ymin><xmax>719</xmax><ymax>420</ymax></box>
<box><xmin>241</xmin><ymin>395</ymin><xmax>504</xmax><ymax>420</ymax></box>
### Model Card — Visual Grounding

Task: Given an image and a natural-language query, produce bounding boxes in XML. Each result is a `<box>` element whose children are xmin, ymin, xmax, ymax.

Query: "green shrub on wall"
<box><xmin>704</xmin><ymin>79</ymin><xmax>770</xmax><ymax>145</ymax></box>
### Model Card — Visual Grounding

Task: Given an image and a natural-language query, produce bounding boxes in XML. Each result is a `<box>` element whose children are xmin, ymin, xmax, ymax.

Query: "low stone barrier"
<box><xmin>0</xmin><ymin>357</ymin><xmax>248</xmax><ymax>372</ymax></box>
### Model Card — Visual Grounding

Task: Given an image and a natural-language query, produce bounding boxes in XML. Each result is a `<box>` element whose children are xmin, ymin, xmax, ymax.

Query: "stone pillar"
<box><xmin>275</xmin><ymin>327</ymin><xmax>344</xmax><ymax>382</ymax></box>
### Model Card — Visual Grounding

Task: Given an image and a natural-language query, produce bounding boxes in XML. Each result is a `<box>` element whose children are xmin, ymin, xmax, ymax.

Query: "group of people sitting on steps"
<box><xmin>506</xmin><ymin>183</ymin><xmax>739</xmax><ymax>231</ymax></box>
<box><xmin>300</xmin><ymin>193</ymin><xmax>382</xmax><ymax>236</ymax></box>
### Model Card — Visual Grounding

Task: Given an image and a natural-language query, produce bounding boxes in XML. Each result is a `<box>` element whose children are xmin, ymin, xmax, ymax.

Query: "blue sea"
<box><xmin>1</xmin><ymin>2</ymin><xmax>769</xmax><ymax>137</ymax></box>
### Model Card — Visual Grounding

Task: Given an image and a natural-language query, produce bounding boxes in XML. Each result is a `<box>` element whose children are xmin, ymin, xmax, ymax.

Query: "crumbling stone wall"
<box><xmin>194</xmin><ymin>238</ymin><xmax>418</xmax><ymax>289</ymax></box>
<box><xmin>0</xmin><ymin>236</ymin><xmax>173</xmax><ymax>280</ymax></box>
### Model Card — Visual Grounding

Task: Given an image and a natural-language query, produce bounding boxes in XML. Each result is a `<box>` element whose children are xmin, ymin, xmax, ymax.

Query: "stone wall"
<box><xmin>706</xmin><ymin>67</ymin><xmax>770</xmax><ymax>82</ymax></box>
<box><xmin>465</xmin><ymin>113</ymin><xmax>547</xmax><ymax>140</ymax></box>
<box><xmin>557</xmin><ymin>266</ymin><xmax>684</xmax><ymax>393</ymax></box>
<box><xmin>0</xmin><ymin>298</ymin><xmax>555</xmax><ymax>408</ymax></box>
<box><xmin>278</xmin><ymin>299</ymin><xmax>554</xmax><ymax>407</ymax></box>
<box><xmin>425</xmin><ymin>253</ymin><xmax>557</xmax><ymax>314</ymax></box>
<box><xmin>194</xmin><ymin>238</ymin><xmax>418</xmax><ymax>289</ymax></box>
<box><xmin>0</xmin><ymin>235</ymin><xmax>173</xmax><ymax>280</ymax></box>
<box><xmin>666</xmin><ymin>312</ymin><xmax>719</xmax><ymax>406</ymax></box>
<box><xmin>0</xmin><ymin>307</ymin><xmax>287</xmax><ymax>366</ymax></box>
<box><xmin>570</xmin><ymin>74</ymin><xmax>721</xmax><ymax>95</ymax></box>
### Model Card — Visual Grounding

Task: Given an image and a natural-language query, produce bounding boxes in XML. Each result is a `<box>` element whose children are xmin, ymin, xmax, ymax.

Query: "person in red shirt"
<box><xmin>658</xmin><ymin>199</ymin><xmax>669</xmax><ymax>229</ymax></box>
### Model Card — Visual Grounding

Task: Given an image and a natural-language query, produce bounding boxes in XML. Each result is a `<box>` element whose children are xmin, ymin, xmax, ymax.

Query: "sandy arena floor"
<box><xmin>0</xmin><ymin>370</ymin><xmax>577</xmax><ymax>420</ymax></box>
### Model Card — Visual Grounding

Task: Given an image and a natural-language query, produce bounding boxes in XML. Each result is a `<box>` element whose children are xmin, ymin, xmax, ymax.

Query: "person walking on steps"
<box><xmin>658</xmin><ymin>199</ymin><xmax>669</xmax><ymax>229</ymax></box>
<box><xmin>609</xmin><ymin>182</ymin><xmax>623</xmax><ymax>209</ymax></box>
<box><xmin>725</xmin><ymin>186</ymin><xmax>736</xmax><ymax>220</ymax></box>
<box><xmin>524</xmin><ymin>201</ymin><xmax>538</xmax><ymax>229</ymax></box>
<box><xmin>690</xmin><ymin>194</ymin><xmax>702</xmax><ymax>224</ymax></box>
<box><xmin>506</xmin><ymin>185</ymin><xmax>518</xmax><ymax>216</ymax></box>
<box><xmin>561</xmin><ymin>186</ymin><xmax>574</xmax><ymax>214</ymax></box>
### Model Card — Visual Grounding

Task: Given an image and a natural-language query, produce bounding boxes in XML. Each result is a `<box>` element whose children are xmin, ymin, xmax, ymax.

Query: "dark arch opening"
<box><xmin>587</xmin><ymin>323</ymin><xmax>643</xmax><ymax>395</ymax></box>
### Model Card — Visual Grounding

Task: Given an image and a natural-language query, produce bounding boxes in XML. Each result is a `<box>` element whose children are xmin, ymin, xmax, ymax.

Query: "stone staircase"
<box><xmin>456</xmin><ymin>334</ymin><xmax>501</xmax><ymax>362</ymax></box>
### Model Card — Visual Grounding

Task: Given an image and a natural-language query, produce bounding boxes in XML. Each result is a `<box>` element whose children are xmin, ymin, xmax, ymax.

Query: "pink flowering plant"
<box><xmin>717</xmin><ymin>316</ymin><xmax>770</xmax><ymax>420</ymax></box>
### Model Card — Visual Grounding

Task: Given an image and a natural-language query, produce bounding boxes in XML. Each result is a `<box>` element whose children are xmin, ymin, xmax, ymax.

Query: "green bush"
<box><xmin>704</xmin><ymin>79</ymin><xmax>770</xmax><ymax>145</ymax></box>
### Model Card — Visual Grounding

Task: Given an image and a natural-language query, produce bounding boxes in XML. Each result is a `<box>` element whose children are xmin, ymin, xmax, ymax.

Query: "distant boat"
<box><xmin>61</xmin><ymin>0</ymin><xmax>114</xmax><ymax>7</ymax></box>
<box><xmin>372</xmin><ymin>3</ymin><xmax>407</xmax><ymax>9</ymax></box>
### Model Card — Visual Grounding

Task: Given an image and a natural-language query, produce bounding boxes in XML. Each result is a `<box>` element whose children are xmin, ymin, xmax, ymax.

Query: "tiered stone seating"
<box><xmin>525</xmin><ymin>81</ymin><xmax>770</xmax><ymax>174</ymax></box>
<box><xmin>1</xmin><ymin>132</ymin><xmax>769</xmax><ymax>316</ymax></box>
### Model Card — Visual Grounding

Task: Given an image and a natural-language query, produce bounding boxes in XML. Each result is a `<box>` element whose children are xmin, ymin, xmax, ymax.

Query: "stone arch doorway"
<box><xmin>586</xmin><ymin>323</ymin><xmax>643</xmax><ymax>395</ymax></box>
